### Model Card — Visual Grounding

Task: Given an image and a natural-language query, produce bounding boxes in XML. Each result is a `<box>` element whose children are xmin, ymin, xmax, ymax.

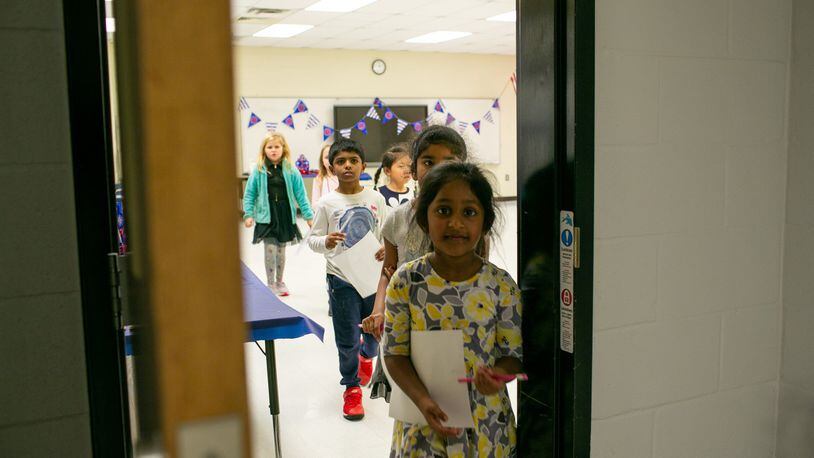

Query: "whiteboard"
<box><xmin>238</xmin><ymin>97</ymin><xmax>501</xmax><ymax>174</ymax></box>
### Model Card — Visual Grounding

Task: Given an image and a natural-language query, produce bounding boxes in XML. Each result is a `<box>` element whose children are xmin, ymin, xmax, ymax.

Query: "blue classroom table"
<box><xmin>125</xmin><ymin>262</ymin><xmax>324</xmax><ymax>458</ymax></box>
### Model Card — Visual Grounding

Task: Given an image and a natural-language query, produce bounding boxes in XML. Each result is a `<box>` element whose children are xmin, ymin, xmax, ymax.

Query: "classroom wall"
<box><xmin>592</xmin><ymin>1</ymin><xmax>791</xmax><ymax>456</ymax></box>
<box><xmin>0</xmin><ymin>1</ymin><xmax>92</xmax><ymax>456</ymax></box>
<box><xmin>233</xmin><ymin>46</ymin><xmax>517</xmax><ymax>197</ymax></box>
<box><xmin>776</xmin><ymin>0</ymin><xmax>814</xmax><ymax>455</ymax></box>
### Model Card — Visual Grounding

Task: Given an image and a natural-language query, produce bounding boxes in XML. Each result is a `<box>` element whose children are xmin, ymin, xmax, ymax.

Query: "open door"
<box><xmin>516</xmin><ymin>0</ymin><xmax>594</xmax><ymax>456</ymax></box>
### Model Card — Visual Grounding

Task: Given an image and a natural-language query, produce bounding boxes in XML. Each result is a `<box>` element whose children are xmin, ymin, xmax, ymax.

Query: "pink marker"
<box><xmin>457</xmin><ymin>373</ymin><xmax>529</xmax><ymax>383</ymax></box>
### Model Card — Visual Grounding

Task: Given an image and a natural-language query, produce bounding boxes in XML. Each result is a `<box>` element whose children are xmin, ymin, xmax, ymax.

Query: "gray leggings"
<box><xmin>263</xmin><ymin>241</ymin><xmax>286</xmax><ymax>285</ymax></box>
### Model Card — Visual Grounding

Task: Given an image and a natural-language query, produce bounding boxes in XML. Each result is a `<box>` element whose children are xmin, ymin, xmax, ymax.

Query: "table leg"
<box><xmin>264</xmin><ymin>340</ymin><xmax>282</xmax><ymax>458</ymax></box>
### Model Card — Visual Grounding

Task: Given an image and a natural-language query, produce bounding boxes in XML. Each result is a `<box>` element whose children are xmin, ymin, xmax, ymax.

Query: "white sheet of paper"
<box><xmin>388</xmin><ymin>330</ymin><xmax>475</xmax><ymax>429</ymax></box>
<box><xmin>330</xmin><ymin>231</ymin><xmax>382</xmax><ymax>298</ymax></box>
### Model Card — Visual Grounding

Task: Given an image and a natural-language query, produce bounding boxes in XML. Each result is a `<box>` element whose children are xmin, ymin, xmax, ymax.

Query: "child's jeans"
<box><xmin>327</xmin><ymin>274</ymin><xmax>379</xmax><ymax>387</ymax></box>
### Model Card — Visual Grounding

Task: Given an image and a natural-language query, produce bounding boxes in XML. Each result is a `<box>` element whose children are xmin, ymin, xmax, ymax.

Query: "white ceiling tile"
<box><xmin>251</xmin><ymin>0</ymin><xmax>316</xmax><ymax>9</ymax></box>
<box><xmin>357</xmin><ymin>0</ymin><xmax>436</xmax><ymax>14</ymax></box>
<box><xmin>232</xmin><ymin>22</ymin><xmax>269</xmax><ymax>37</ymax></box>
<box><xmin>281</xmin><ymin>10</ymin><xmax>339</xmax><ymax>25</ymax></box>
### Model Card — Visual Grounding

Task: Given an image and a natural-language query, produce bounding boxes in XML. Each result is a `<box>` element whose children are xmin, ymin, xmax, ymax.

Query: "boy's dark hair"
<box><xmin>329</xmin><ymin>138</ymin><xmax>365</xmax><ymax>164</ymax></box>
<box><xmin>410</xmin><ymin>125</ymin><xmax>468</xmax><ymax>176</ymax></box>
<box><xmin>415</xmin><ymin>161</ymin><xmax>497</xmax><ymax>236</ymax></box>
<box><xmin>373</xmin><ymin>143</ymin><xmax>410</xmax><ymax>190</ymax></box>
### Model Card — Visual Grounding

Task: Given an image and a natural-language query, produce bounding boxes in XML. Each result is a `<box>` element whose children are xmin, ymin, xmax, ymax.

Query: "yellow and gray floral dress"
<box><xmin>383</xmin><ymin>255</ymin><xmax>523</xmax><ymax>458</ymax></box>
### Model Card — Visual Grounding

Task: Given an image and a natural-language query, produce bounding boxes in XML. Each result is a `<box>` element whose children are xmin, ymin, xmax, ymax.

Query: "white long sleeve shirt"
<box><xmin>306</xmin><ymin>188</ymin><xmax>387</xmax><ymax>283</ymax></box>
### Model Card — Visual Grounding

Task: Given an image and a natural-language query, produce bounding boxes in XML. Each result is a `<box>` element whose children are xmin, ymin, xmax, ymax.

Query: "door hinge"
<box><xmin>574</xmin><ymin>226</ymin><xmax>581</xmax><ymax>269</ymax></box>
<box><xmin>107</xmin><ymin>253</ymin><xmax>129</xmax><ymax>328</ymax></box>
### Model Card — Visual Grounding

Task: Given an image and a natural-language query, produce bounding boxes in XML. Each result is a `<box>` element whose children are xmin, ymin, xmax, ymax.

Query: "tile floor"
<box><xmin>240</xmin><ymin>202</ymin><xmax>518</xmax><ymax>458</ymax></box>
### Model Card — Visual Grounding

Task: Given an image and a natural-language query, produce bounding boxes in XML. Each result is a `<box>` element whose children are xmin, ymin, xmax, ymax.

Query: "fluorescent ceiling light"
<box><xmin>253</xmin><ymin>23</ymin><xmax>313</xmax><ymax>38</ymax></box>
<box><xmin>405</xmin><ymin>31</ymin><xmax>471</xmax><ymax>44</ymax></box>
<box><xmin>306</xmin><ymin>0</ymin><xmax>377</xmax><ymax>13</ymax></box>
<box><xmin>486</xmin><ymin>10</ymin><xmax>516</xmax><ymax>22</ymax></box>
<box><xmin>105</xmin><ymin>17</ymin><xmax>115</xmax><ymax>32</ymax></box>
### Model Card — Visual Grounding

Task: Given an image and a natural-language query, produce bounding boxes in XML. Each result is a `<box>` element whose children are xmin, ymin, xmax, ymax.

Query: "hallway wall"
<box><xmin>233</xmin><ymin>46</ymin><xmax>517</xmax><ymax>197</ymax></box>
<box><xmin>591</xmin><ymin>1</ymin><xmax>791</xmax><ymax>456</ymax></box>
<box><xmin>776</xmin><ymin>0</ymin><xmax>814</xmax><ymax>455</ymax></box>
<box><xmin>0</xmin><ymin>1</ymin><xmax>92</xmax><ymax>456</ymax></box>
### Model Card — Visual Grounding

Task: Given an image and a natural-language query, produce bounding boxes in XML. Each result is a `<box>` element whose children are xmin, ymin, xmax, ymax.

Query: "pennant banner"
<box><xmin>396</xmin><ymin>119</ymin><xmax>408</xmax><ymax>135</ymax></box>
<box><xmin>412</xmin><ymin>121</ymin><xmax>424</xmax><ymax>133</ymax></box>
<box><xmin>366</xmin><ymin>106</ymin><xmax>380</xmax><ymax>121</ymax></box>
<box><xmin>248</xmin><ymin>112</ymin><xmax>261</xmax><ymax>128</ymax></box>
<box><xmin>265</xmin><ymin>121</ymin><xmax>278</xmax><ymax>132</ymax></box>
<box><xmin>340</xmin><ymin>128</ymin><xmax>352</xmax><ymax>139</ymax></box>
<box><xmin>373</xmin><ymin>97</ymin><xmax>383</xmax><ymax>108</ymax></box>
<box><xmin>306</xmin><ymin>114</ymin><xmax>320</xmax><ymax>129</ymax></box>
<box><xmin>382</xmin><ymin>108</ymin><xmax>396</xmax><ymax>124</ymax></box>
<box><xmin>492</xmin><ymin>98</ymin><xmax>500</xmax><ymax>110</ymax></box>
<box><xmin>457</xmin><ymin>121</ymin><xmax>469</xmax><ymax>133</ymax></box>
<box><xmin>356</xmin><ymin>119</ymin><xmax>368</xmax><ymax>135</ymax></box>
<box><xmin>239</xmin><ymin>97</ymin><xmax>249</xmax><ymax>111</ymax></box>
<box><xmin>445</xmin><ymin>113</ymin><xmax>456</xmax><ymax>126</ymax></box>
<box><xmin>323</xmin><ymin>125</ymin><xmax>335</xmax><ymax>141</ymax></box>
<box><xmin>293</xmin><ymin>99</ymin><xmax>309</xmax><ymax>114</ymax></box>
<box><xmin>472</xmin><ymin>120</ymin><xmax>481</xmax><ymax>134</ymax></box>
<box><xmin>434</xmin><ymin>100</ymin><xmax>445</xmax><ymax>113</ymax></box>
<box><xmin>483</xmin><ymin>111</ymin><xmax>494</xmax><ymax>124</ymax></box>
<box><xmin>282</xmin><ymin>114</ymin><xmax>295</xmax><ymax>129</ymax></box>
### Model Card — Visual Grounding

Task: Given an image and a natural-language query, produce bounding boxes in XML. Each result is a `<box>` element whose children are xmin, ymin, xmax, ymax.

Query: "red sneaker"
<box><xmin>343</xmin><ymin>387</ymin><xmax>364</xmax><ymax>421</ymax></box>
<box><xmin>358</xmin><ymin>354</ymin><xmax>373</xmax><ymax>386</ymax></box>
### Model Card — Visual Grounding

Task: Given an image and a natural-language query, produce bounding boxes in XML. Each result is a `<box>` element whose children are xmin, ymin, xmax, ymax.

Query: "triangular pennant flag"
<box><xmin>248</xmin><ymin>112</ymin><xmax>261</xmax><ymax>128</ymax></box>
<box><xmin>445</xmin><ymin>113</ymin><xmax>456</xmax><ymax>125</ymax></box>
<box><xmin>356</xmin><ymin>119</ymin><xmax>368</xmax><ymax>135</ymax></box>
<box><xmin>239</xmin><ymin>97</ymin><xmax>249</xmax><ymax>111</ymax></box>
<box><xmin>483</xmin><ymin>111</ymin><xmax>494</xmax><ymax>124</ymax></box>
<box><xmin>306</xmin><ymin>114</ymin><xmax>320</xmax><ymax>129</ymax></box>
<box><xmin>492</xmin><ymin>98</ymin><xmax>500</xmax><ymax>110</ymax></box>
<box><xmin>434</xmin><ymin>100</ymin><xmax>445</xmax><ymax>113</ymax></box>
<box><xmin>472</xmin><ymin>120</ymin><xmax>481</xmax><ymax>134</ymax></box>
<box><xmin>396</xmin><ymin>119</ymin><xmax>408</xmax><ymax>135</ymax></box>
<box><xmin>322</xmin><ymin>125</ymin><xmax>335</xmax><ymax>141</ymax></box>
<box><xmin>457</xmin><ymin>121</ymin><xmax>468</xmax><ymax>133</ymax></box>
<box><xmin>292</xmin><ymin>99</ymin><xmax>309</xmax><ymax>114</ymax></box>
<box><xmin>340</xmin><ymin>128</ymin><xmax>352</xmax><ymax>139</ymax></box>
<box><xmin>282</xmin><ymin>114</ymin><xmax>295</xmax><ymax>129</ymax></box>
<box><xmin>366</xmin><ymin>106</ymin><xmax>380</xmax><ymax>121</ymax></box>
<box><xmin>412</xmin><ymin>121</ymin><xmax>424</xmax><ymax>133</ymax></box>
<box><xmin>265</xmin><ymin>121</ymin><xmax>278</xmax><ymax>132</ymax></box>
<box><xmin>382</xmin><ymin>108</ymin><xmax>396</xmax><ymax>124</ymax></box>
<box><xmin>373</xmin><ymin>97</ymin><xmax>383</xmax><ymax>108</ymax></box>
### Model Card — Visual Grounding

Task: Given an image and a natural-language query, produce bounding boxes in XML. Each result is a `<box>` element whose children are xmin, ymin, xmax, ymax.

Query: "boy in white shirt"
<box><xmin>307</xmin><ymin>139</ymin><xmax>386</xmax><ymax>421</ymax></box>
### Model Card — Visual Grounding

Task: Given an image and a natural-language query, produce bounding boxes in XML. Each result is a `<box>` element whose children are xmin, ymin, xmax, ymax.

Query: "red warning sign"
<box><xmin>561</xmin><ymin>289</ymin><xmax>573</xmax><ymax>307</ymax></box>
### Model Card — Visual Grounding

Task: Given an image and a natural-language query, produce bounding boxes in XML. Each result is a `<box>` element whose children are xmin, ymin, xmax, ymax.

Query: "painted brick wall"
<box><xmin>592</xmin><ymin>1</ymin><xmax>792</xmax><ymax>456</ymax></box>
<box><xmin>0</xmin><ymin>1</ymin><xmax>92</xmax><ymax>456</ymax></box>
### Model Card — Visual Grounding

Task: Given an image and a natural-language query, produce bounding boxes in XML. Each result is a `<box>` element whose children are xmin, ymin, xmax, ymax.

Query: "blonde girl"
<box><xmin>311</xmin><ymin>143</ymin><xmax>339</xmax><ymax>205</ymax></box>
<box><xmin>243</xmin><ymin>133</ymin><xmax>314</xmax><ymax>296</ymax></box>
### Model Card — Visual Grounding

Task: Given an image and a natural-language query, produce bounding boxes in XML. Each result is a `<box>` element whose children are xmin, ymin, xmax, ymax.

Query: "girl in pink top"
<box><xmin>312</xmin><ymin>143</ymin><xmax>339</xmax><ymax>205</ymax></box>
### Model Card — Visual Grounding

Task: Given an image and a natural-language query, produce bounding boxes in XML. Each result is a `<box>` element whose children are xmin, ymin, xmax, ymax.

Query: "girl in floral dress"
<box><xmin>383</xmin><ymin>162</ymin><xmax>523</xmax><ymax>457</ymax></box>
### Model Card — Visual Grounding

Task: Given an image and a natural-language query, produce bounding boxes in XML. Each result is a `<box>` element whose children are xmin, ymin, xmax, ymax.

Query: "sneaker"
<box><xmin>268</xmin><ymin>283</ymin><xmax>279</xmax><ymax>295</ymax></box>
<box><xmin>276</xmin><ymin>281</ymin><xmax>290</xmax><ymax>296</ymax></box>
<box><xmin>358</xmin><ymin>354</ymin><xmax>373</xmax><ymax>386</ymax></box>
<box><xmin>342</xmin><ymin>387</ymin><xmax>364</xmax><ymax>421</ymax></box>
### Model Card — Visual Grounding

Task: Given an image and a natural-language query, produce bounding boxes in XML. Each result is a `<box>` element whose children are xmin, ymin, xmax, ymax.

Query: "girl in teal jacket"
<box><xmin>243</xmin><ymin>133</ymin><xmax>314</xmax><ymax>296</ymax></box>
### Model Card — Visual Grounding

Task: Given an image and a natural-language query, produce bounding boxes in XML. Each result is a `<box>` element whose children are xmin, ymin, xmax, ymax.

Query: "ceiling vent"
<box><xmin>237</xmin><ymin>7</ymin><xmax>290</xmax><ymax>24</ymax></box>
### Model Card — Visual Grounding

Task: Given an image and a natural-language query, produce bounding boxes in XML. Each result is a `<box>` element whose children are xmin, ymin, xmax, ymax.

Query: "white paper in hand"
<box><xmin>388</xmin><ymin>330</ymin><xmax>474</xmax><ymax>429</ymax></box>
<box><xmin>331</xmin><ymin>231</ymin><xmax>382</xmax><ymax>298</ymax></box>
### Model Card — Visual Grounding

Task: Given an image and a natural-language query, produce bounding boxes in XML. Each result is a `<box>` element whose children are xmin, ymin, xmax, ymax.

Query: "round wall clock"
<box><xmin>371</xmin><ymin>58</ymin><xmax>386</xmax><ymax>75</ymax></box>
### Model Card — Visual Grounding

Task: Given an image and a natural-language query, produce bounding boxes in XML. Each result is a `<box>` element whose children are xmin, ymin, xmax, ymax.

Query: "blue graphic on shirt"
<box><xmin>338</xmin><ymin>206</ymin><xmax>376</xmax><ymax>248</ymax></box>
